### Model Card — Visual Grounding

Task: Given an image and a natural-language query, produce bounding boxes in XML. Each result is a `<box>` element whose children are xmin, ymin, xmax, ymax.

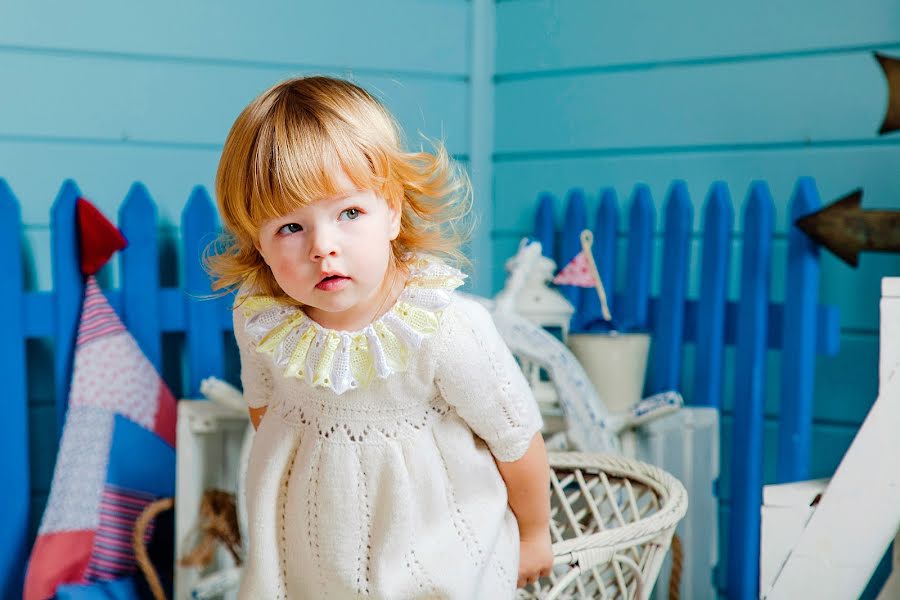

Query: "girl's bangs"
<box><xmin>249</xmin><ymin>119</ymin><xmax>379</xmax><ymax>225</ymax></box>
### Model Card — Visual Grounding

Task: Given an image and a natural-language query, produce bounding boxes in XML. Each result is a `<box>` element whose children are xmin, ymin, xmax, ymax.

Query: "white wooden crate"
<box><xmin>174</xmin><ymin>400</ymin><xmax>249</xmax><ymax>600</ymax></box>
<box><xmin>636</xmin><ymin>407</ymin><xmax>720</xmax><ymax>600</ymax></box>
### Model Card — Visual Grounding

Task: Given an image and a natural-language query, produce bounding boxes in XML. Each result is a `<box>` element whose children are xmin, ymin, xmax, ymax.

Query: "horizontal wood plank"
<box><xmin>497</xmin><ymin>0</ymin><xmax>900</xmax><ymax>75</ymax></box>
<box><xmin>495</xmin><ymin>52</ymin><xmax>887</xmax><ymax>153</ymax></box>
<box><xmin>0</xmin><ymin>54</ymin><xmax>468</xmax><ymax>152</ymax></box>
<box><xmin>0</xmin><ymin>0</ymin><xmax>468</xmax><ymax>75</ymax></box>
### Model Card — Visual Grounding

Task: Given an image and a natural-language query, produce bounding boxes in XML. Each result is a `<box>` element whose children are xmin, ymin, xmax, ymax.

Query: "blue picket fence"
<box><xmin>0</xmin><ymin>175</ymin><xmax>840</xmax><ymax>599</ymax></box>
<box><xmin>0</xmin><ymin>178</ymin><xmax>230</xmax><ymax>600</ymax></box>
<box><xmin>533</xmin><ymin>177</ymin><xmax>840</xmax><ymax>600</ymax></box>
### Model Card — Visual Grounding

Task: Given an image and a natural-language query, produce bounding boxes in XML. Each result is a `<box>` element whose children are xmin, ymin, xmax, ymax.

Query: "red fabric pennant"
<box><xmin>76</xmin><ymin>198</ymin><xmax>127</xmax><ymax>275</ymax></box>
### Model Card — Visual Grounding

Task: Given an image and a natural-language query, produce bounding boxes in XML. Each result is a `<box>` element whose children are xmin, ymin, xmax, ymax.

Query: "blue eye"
<box><xmin>278</xmin><ymin>223</ymin><xmax>302</xmax><ymax>235</ymax></box>
<box><xmin>340</xmin><ymin>208</ymin><xmax>361</xmax><ymax>221</ymax></box>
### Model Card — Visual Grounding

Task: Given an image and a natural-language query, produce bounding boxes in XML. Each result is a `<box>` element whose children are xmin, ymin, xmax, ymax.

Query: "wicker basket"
<box><xmin>519</xmin><ymin>452</ymin><xmax>689</xmax><ymax>600</ymax></box>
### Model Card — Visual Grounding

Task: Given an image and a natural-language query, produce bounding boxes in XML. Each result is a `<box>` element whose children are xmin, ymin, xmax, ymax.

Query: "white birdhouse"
<box><xmin>494</xmin><ymin>239</ymin><xmax>575</xmax><ymax>342</ymax></box>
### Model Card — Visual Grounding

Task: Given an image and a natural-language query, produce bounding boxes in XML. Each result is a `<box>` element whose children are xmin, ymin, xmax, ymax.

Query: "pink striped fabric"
<box><xmin>84</xmin><ymin>484</ymin><xmax>155</xmax><ymax>581</ymax></box>
<box><xmin>76</xmin><ymin>277</ymin><xmax>125</xmax><ymax>346</ymax></box>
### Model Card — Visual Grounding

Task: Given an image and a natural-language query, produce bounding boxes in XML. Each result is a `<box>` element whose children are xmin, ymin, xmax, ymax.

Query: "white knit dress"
<box><xmin>233</xmin><ymin>257</ymin><xmax>544</xmax><ymax>600</ymax></box>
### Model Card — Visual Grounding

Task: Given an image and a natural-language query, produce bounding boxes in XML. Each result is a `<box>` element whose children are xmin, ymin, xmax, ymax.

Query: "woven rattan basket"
<box><xmin>519</xmin><ymin>452</ymin><xmax>689</xmax><ymax>600</ymax></box>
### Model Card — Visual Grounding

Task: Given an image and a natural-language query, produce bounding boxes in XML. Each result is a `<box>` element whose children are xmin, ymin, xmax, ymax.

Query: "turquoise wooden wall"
<box><xmin>494</xmin><ymin>0</ymin><xmax>900</xmax><ymax>593</ymax></box>
<box><xmin>2</xmin><ymin>0</ymin><xmax>478</xmax><ymax>540</ymax></box>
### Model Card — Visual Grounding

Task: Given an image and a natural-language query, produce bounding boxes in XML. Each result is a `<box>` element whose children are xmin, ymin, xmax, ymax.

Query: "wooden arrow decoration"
<box><xmin>876</xmin><ymin>52</ymin><xmax>900</xmax><ymax>135</ymax></box>
<box><xmin>795</xmin><ymin>189</ymin><xmax>900</xmax><ymax>267</ymax></box>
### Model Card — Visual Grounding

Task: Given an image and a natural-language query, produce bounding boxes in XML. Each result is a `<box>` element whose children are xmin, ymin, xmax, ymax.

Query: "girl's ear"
<box><xmin>388</xmin><ymin>200</ymin><xmax>402</xmax><ymax>241</ymax></box>
<box><xmin>253</xmin><ymin>237</ymin><xmax>269</xmax><ymax>265</ymax></box>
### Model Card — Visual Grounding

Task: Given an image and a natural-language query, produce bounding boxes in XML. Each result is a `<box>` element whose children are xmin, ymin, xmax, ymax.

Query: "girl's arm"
<box><xmin>433</xmin><ymin>299</ymin><xmax>551</xmax><ymax>585</ymax></box>
<box><xmin>495</xmin><ymin>431</ymin><xmax>551</xmax><ymax>537</ymax></box>
<box><xmin>495</xmin><ymin>431</ymin><xmax>553</xmax><ymax>587</ymax></box>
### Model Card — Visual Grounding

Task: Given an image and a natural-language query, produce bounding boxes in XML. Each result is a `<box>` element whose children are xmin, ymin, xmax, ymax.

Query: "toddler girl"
<box><xmin>208</xmin><ymin>75</ymin><xmax>552</xmax><ymax>599</ymax></box>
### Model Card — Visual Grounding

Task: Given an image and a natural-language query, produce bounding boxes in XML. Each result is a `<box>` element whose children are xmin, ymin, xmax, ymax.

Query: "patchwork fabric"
<box><xmin>38</xmin><ymin>407</ymin><xmax>113</xmax><ymax>534</ymax></box>
<box><xmin>24</xmin><ymin>275</ymin><xmax>176</xmax><ymax>600</ymax></box>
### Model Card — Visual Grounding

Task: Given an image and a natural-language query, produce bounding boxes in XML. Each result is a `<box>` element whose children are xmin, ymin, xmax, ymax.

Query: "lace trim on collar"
<box><xmin>236</xmin><ymin>256</ymin><xmax>465</xmax><ymax>394</ymax></box>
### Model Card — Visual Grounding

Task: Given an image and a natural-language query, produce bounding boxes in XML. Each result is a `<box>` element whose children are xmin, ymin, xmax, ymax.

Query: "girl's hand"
<box><xmin>517</xmin><ymin>528</ymin><xmax>553</xmax><ymax>589</ymax></box>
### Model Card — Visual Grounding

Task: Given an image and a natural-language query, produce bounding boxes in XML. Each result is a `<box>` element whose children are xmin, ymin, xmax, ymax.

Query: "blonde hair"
<box><xmin>205</xmin><ymin>75</ymin><xmax>474</xmax><ymax>301</ymax></box>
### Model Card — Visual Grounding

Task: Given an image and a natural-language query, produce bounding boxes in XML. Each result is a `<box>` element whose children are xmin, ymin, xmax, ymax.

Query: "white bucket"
<box><xmin>567</xmin><ymin>332</ymin><xmax>651</xmax><ymax>414</ymax></box>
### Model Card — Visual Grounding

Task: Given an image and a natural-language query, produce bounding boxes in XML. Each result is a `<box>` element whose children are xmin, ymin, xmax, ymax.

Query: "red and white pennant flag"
<box><xmin>552</xmin><ymin>251</ymin><xmax>596</xmax><ymax>287</ymax></box>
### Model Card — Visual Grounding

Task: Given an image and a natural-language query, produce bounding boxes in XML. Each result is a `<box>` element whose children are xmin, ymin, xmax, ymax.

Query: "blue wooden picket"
<box><xmin>694</xmin><ymin>182</ymin><xmax>733</xmax><ymax>409</ymax></box>
<box><xmin>119</xmin><ymin>183</ymin><xmax>163</xmax><ymax>371</ymax></box>
<box><xmin>621</xmin><ymin>185</ymin><xmax>654</xmax><ymax>332</ymax></box>
<box><xmin>649</xmin><ymin>181</ymin><xmax>693</xmax><ymax>393</ymax></box>
<box><xmin>183</xmin><ymin>186</ymin><xmax>224</xmax><ymax>397</ymax></box>
<box><xmin>50</xmin><ymin>180</ymin><xmax>84</xmax><ymax>439</ymax></box>
<box><xmin>0</xmin><ymin>179</ymin><xmax>28</xmax><ymax>600</ymax></box>
<box><xmin>597</xmin><ymin>189</ymin><xmax>618</xmax><ymax>316</ymax></box>
<box><xmin>777</xmin><ymin>177</ymin><xmax>821</xmax><ymax>483</ymax></box>
<box><xmin>728</xmin><ymin>182</ymin><xmax>774</xmax><ymax>600</ymax></box>
<box><xmin>533</xmin><ymin>177</ymin><xmax>839</xmax><ymax>600</ymax></box>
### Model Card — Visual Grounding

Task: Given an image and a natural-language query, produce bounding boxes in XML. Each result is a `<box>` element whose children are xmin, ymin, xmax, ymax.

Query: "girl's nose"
<box><xmin>308</xmin><ymin>227</ymin><xmax>339</xmax><ymax>260</ymax></box>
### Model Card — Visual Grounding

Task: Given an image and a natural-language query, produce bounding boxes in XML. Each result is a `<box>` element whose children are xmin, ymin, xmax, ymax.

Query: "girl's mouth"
<box><xmin>316</xmin><ymin>275</ymin><xmax>350</xmax><ymax>291</ymax></box>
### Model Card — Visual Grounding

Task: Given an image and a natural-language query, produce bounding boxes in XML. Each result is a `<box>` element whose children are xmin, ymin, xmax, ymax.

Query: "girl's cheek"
<box><xmin>276</xmin><ymin>235</ymin><xmax>307</xmax><ymax>257</ymax></box>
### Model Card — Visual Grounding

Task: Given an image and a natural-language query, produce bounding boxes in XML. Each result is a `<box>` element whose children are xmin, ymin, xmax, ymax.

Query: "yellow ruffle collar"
<box><xmin>236</xmin><ymin>256</ymin><xmax>466</xmax><ymax>394</ymax></box>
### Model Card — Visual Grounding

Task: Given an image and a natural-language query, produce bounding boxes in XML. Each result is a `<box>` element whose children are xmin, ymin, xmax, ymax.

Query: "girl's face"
<box><xmin>255</xmin><ymin>169</ymin><xmax>401</xmax><ymax>331</ymax></box>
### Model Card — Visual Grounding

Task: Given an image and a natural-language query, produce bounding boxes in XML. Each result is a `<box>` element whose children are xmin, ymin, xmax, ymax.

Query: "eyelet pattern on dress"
<box><xmin>267</xmin><ymin>395</ymin><xmax>452</xmax><ymax>443</ymax></box>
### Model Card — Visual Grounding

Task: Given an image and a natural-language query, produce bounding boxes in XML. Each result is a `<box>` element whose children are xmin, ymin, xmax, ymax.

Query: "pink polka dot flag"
<box><xmin>552</xmin><ymin>251</ymin><xmax>597</xmax><ymax>287</ymax></box>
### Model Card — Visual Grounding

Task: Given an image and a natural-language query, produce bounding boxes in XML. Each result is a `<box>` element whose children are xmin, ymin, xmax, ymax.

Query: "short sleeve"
<box><xmin>434</xmin><ymin>297</ymin><xmax>544</xmax><ymax>462</ymax></box>
<box><xmin>232</xmin><ymin>304</ymin><xmax>274</xmax><ymax>409</ymax></box>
